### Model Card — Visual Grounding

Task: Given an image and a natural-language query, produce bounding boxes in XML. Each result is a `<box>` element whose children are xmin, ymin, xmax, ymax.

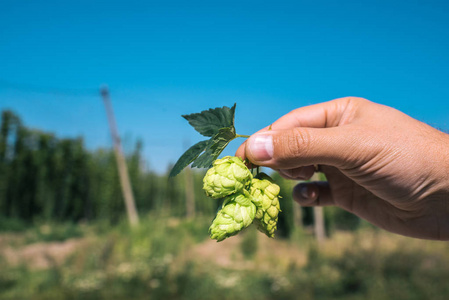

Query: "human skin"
<box><xmin>236</xmin><ymin>97</ymin><xmax>449</xmax><ymax>240</ymax></box>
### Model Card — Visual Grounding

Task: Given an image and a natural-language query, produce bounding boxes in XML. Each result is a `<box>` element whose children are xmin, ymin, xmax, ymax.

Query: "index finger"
<box><xmin>269</xmin><ymin>97</ymin><xmax>358</xmax><ymax>130</ymax></box>
<box><xmin>236</xmin><ymin>97</ymin><xmax>360</xmax><ymax>160</ymax></box>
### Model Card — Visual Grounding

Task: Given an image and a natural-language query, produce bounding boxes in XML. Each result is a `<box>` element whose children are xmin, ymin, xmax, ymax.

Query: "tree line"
<box><xmin>0</xmin><ymin>110</ymin><xmax>218</xmax><ymax>224</ymax></box>
<box><xmin>0</xmin><ymin>110</ymin><xmax>360</xmax><ymax>236</ymax></box>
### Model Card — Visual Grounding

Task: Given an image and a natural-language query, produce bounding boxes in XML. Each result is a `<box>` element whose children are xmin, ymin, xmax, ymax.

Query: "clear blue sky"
<box><xmin>1</xmin><ymin>0</ymin><xmax>448</xmax><ymax>173</ymax></box>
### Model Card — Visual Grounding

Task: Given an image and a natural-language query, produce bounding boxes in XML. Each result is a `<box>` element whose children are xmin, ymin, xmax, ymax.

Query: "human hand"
<box><xmin>236</xmin><ymin>97</ymin><xmax>449</xmax><ymax>240</ymax></box>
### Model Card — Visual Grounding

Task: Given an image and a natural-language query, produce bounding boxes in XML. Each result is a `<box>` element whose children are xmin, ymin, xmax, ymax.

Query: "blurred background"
<box><xmin>1</xmin><ymin>1</ymin><xmax>449</xmax><ymax>299</ymax></box>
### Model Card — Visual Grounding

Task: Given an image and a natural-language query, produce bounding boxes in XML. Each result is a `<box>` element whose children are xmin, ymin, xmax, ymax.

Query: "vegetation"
<box><xmin>2</xmin><ymin>216</ymin><xmax>449</xmax><ymax>300</ymax></box>
<box><xmin>0</xmin><ymin>110</ymin><xmax>216</xmax><ymax>225</ymax></box>
<box><xmin>2</xmin><ymin>110</ymin><xmax>449</xmax><ymax>299</ymax></box>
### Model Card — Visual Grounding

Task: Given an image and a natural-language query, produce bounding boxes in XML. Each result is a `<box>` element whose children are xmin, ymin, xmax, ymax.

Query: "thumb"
<box><xmin>245</xmin><ymin>126</ymin><xmax>362</xmax><ymax>169</ymax></box>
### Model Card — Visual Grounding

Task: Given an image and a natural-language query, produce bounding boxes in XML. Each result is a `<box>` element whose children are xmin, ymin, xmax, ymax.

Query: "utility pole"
<box><xmin>311</xmin><ymin>173</ymin><xmax>326</xmax><ymax>243</ymax></box>
<box><xmin>314</xmin><ymin>206</ymin><xmax>326</xmax><ymax>243</ymax></box>
<box><xmin>293</xmin><ymin>200</ymin><xmax>303</xmax><ymax>230</ymax></box>
<box><xmin>101</xmin><ymin>87</ymin><xmax>139</xmax><ymax>226</ymax></box>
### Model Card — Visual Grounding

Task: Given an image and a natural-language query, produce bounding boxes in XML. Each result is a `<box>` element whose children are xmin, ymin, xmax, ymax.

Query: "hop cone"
<box><xmin>209</xmin><ymin>191</ymin><xmax>256</xmax><ymax>242</ymax></box>
<box><xmin>250</xmin><ymin>173</ymin><xmax>281</xmax><ymax>238</ymax></box>
<box><xmin>203</xmin><ymin>156</ymin><xmax>252</xmax><ymax>199</ymax></box>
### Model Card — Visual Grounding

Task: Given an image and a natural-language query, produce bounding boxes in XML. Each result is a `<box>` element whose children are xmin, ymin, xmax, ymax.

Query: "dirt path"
<box><xmin>1</xmin><ymin>237</ymin><xmax>89</xmax><ymax>269</ymax></box>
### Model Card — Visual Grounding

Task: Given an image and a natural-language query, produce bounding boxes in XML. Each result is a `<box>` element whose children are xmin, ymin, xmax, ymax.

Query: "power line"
<box><xmin>0</xmin><ymin>79</ymin><xmax>99</xmax><ymax>97</ymax></box>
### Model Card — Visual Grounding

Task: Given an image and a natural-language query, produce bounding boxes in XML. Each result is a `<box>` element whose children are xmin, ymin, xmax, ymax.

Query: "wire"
<box><xmin>0</xmin><ymin>79</ymin><xmax>99</xmax><ymax>97</ymax></box>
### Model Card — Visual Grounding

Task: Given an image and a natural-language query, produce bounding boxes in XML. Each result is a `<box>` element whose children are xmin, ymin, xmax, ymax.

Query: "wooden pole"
<box><xmin>314</xmin><ymin>206</ymin><xmax>326</xmax><ymax>243</ymax></box>
<box><xmin>293</xmin><ymin>200</ymin><xmax>303</xmax><ymax>229</ymax></box>
<box><xmin>311</xmin><ymin>173</ymin><xmax>326</xmax><ymax>243</ymax></box>
<box><xmin>101</xmin><ymin>87</ymin><xmax>139</xmax><ymax>226</ymax></box>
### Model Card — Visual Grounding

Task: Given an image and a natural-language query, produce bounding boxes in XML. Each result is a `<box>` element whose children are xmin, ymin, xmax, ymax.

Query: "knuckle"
<box><xmin>274</xmin><ymin>128</ymin><xmax>311</xmax><ymax>165</ymax></box>
<box><xmin>340</xmin><ymin>96</ymin><xmax>369</xmax><ymax>104</ymax></box>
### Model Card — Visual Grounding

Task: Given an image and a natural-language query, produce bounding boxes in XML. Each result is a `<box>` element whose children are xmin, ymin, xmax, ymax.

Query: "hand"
<box><xmin>236</xmin><ymin>97</ymin><xmax>449</xmax><ymax>240</ymax></box>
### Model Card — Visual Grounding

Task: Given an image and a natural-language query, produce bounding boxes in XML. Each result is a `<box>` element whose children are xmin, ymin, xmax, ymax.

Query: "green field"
<box><xmin>1</xmin><ymin>216</ymin><xmax>449</xmax><ymax>300</ymax></box>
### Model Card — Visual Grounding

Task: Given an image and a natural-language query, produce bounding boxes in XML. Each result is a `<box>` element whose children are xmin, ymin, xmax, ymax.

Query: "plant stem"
<box><xmin>236</xmin><ymin>134</ymin><xmax>250</xmax><ymax>138</ymax></box>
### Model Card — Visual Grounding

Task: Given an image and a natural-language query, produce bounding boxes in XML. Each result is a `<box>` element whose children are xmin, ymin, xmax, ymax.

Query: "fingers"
<box><xmin>235</xmin><ymin>140</ymin><xmax>247</xmax><ymax>161</ymax></box>
<box><xmin>278</xmin><ymin>165</ymin><xmax>316</xmax><ymax>180</ymax></box>
<box><xmin>267</xmin><ymin>97</ymin><xmax>363</xmax><ymax>129</ymax></box>
<box><xmin>235</xmin><ymin>97</ymin><xmax>370</xmax><ymax>168</ymax></box>
<box><xmin>244</xmin><ymin>126</ymin><xmax>361</xmax><ymax>169</ymax></box>
<box><xmin>293</xmin><ymin>182</ymin><xmax>334</xmax><ymax>207</ymax></box>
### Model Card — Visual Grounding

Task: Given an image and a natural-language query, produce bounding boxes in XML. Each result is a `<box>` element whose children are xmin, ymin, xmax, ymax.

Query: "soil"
<box><xmin>1</xmin><ymin>237</ymin><xmax>89</xmax><ymax>269</ymax></box>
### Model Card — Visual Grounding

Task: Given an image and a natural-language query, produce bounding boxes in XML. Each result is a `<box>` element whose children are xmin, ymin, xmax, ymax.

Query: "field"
<box><xmin>1</xmin><ymin>215</ymin><xmax>449</xmax><ymax>300</ymax></box>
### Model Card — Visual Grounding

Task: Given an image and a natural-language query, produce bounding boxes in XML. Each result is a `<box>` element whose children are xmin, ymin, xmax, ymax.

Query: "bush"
<box><xmin>25</xmin><ymin>222</ymin><xmax>84</xmax><ymax>244</ymax></box>
<box><xmin>0</xmin><ymin>218</ymin><xmax>28</xmax><ymax>232</ymax></box>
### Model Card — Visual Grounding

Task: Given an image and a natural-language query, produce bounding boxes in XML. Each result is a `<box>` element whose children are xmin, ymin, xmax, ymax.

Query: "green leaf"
<box><xmin>170</xmin><ymin>104</ymin><xmax>241</xmax><ymax>176</ymax></box>
<box><xmin>169</xmin><ymin>140</ymin><xmax>211</xmax><ymax>177</ymax></box>
<box><xmin>192</xmin><ymin>127</ymin><xmax>236</xmax><ymax>169</ymax></box>
<box><xmin>210</xmin><ymin>126</ymin><xmax>236</xmax><ymax>156</ymax></box>
<box><xmin>182</xmin><ymin>104</ymin><xmax>236</xmax><ymax>137</ymax></box>
<box><xmin>191</xmin><ymin>142</ymin><xmax>215</xmax><ymax>169</ymax></box>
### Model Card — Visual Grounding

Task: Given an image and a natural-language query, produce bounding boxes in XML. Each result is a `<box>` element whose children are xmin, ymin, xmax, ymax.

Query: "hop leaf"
<box><xmin>169</xmin><ymin>104</ymin><xmax>237</xmax><ymax>176</ymax></box>
<box><xmin>209</xmin><ymin>191</ymin><xmax>256</xmax><ymax>242</ymax></box>
<box><xmin>182</xmin><ymin>104</ymin><xmax>236</xmax><ymax>137</ymax></box>
<box><xmin>169</xmin><ymin>140</ymin><xmax>212</xmax><ymax>177</ymax></box>
<box><xmin>250</xmin><ymin>173</ymin><xmax>281</xmax><ymax>238</ymax></box>
<box><xmin>203</xmin><ymin>156</ymin><xmax>252</xmax><ymax>199</ymax></box>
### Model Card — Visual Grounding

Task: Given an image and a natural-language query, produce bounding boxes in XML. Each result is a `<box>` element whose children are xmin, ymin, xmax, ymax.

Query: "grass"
<box><xmin>1</xmin><ymin>215</ymin><xmax>449</xmax><ymax>299</ymax></box>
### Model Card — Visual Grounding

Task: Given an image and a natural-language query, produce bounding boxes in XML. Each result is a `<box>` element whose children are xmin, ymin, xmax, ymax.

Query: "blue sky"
<box><xmin>1</xmin><ymin>0</ymin><xmax>448</xmax><ymax>173</ymax></box>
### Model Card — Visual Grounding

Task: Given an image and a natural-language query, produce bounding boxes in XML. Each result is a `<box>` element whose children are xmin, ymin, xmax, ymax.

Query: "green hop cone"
<box><xmin>203</xmin><ymin>156</ymin><xmax>252</xmax><ymax>199</ymax></box>
<box><xmin>250</xmin><ymin>173</ymin><xmax>281</xmax><ymax>238</ymax></box>
<box><xmin>209</xmin><ymin>191</ymin><xmax>256</xmax><ymax>242</ymax></box>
